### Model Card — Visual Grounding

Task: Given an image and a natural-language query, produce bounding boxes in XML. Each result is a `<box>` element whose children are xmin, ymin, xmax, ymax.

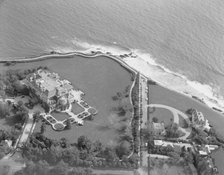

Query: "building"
<box><xmin>24</xmin><ymin>69</ymin><xmax>75</xmax><ymax>111</ymax></box>
<box><xmin>151</xmin><ymin>122</ymin><xmax>166</xmax><ymax>135</ymax></box>
<box><xmin>154</xmin><ymin>140</ymin><xmax>192</xmax><ymax>149</ymax></box>
<box><xmin>192</xmin><ymin>110</ymin><xmax>205</xmax><ymax>125</ymax></box>
<box><xmin>196</xmin><ymin>144</ymin><xmax>219</xmax><ymax>156</ymax></box>
<box><xmin>191</xmin><ymin>109</ymin><xmax>211</xmax><ymax>131</ymax></box>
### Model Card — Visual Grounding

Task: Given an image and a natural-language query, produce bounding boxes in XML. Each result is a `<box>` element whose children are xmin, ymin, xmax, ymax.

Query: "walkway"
<box><xmin>140</xmin><ymin>75</ymin><xmax>149</xmax><ymax>129</ymax></box>
<box><xmin>147</xmin><ymin>104</ymin><xmax>191</xmax><ymax>140</ymax></box>
<box><xmin>1</xmin><ymin>96</ymin><xmax>44</xmax><ymax>148</ymax></box>
<box><xmin>42</xmin><ymin>99</ymin><xmax>98</xmax><ymax>130</ymax></box>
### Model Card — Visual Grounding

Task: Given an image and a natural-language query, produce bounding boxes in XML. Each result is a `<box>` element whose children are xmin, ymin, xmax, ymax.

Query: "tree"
<box><xmin>103</xmin><ymin>147</ymin><xmax>118</xmax><ymax>162</ymax></box>
<box><xmin>152</xmin><ymin>117</ymin><xmax>159</xmax><ymax>123</ymax></box>
<box><xmin>14</xmin><ymin>111</ymin><xmax>28</xmax><ymax>123</ymax></box>
<box><xmin>184</xmin><ymin>152</ymin><xmax>194</xmax><ymax>164</ymax></box>
<box><xmin>60</xmin><ymin>138</ymin><xmax>68</xmax><ymax>148</ymax></box>
<box><xmin>24</xmin><ymin>161</ymin><xmax>36</xmax><ymax>175</ymax></box>
<box><xmin>116</xmin><ymin>141</ymin><xmax>131</xmax><ymax>158</ymax></box>
<box><xmin>61</xmin><ymin>147</ymin><xmax>79</xmax><ymax>165</ymax></box>
<box><xmin>186</xmin><ymin>108</ymin><xmax>194</xmax><ymax>115</ymax></box>
<box><xmin>40</xmin><ymin>123</ymin><xmax>46</xmax><ymax>134</ymax></box>
<box><xmin>20</xmin><ymin>143</ymin><xmax>31</xmax><ymax>157</ymax></box>
<box><xmin>44</xmin><ymin>147</ymin><xmax>58</xmax><ymax>165</ymax></box>
<box><xmin>13</xmin><ymin>80</ymin><xmax>26</xmax><ymax>95</ymax></box>
<box><xmin>166</xmin><ymin>123</ymin><xmax>180</xmax><ymax>138</ymax></box>
<box><xmin>77</xmin><ymin>136</ymin><xmax>92</xmax><ymax>152</ymax></box>
<box><xmin>48</xmin><ymin>160</ymin><xmax>68</xmax><ymax>175</ymax></box>
<box><xmin>35</xmin><ymin>160</ymin><xmax>49</xmax><ymax>175</ymax></box>
<box><xmin>129</xmin><ymin>153</ymin><xmax>139</xmax><ymax>164</ymax></box>
<box><xmin>33</xmin><ymin>111</ymin><xmax>41</xmax><ymax>122</ymax></box>
<box><xmin>17</xmin><ymin>100</ymin><xmax>24</xmax><ymax>108</ymax></box>
<box><xmin>0</xmin><ymin>102</ymin><xmax>10</xmax><ymax>118</ymax></box>
<box><xmin>65</xmin><ymin>119</ymin><xmax>71</xmax><ymax>130</ymax></box>
<box><xmin>14</xmin><ymin>170</ymin><xmax>25</xmax><ymax>175</ymax></box>
<box><xmin>93</xmin><ymin>140</ymin><xmax>103</xmax><ymax>153</ymax></box>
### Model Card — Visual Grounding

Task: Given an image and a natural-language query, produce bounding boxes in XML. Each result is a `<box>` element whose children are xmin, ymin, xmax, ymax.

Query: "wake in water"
<box><xmin>49</xmin><ymin>39</ymin><xmax>224</xmax><ymax>114</ymax></box>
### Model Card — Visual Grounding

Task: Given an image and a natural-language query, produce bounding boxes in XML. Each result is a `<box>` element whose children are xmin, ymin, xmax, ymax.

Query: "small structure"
<box><xmin>196</xmin><ymin>144</ymin><xmax>219</xmax><ymax>156</ymax></box>
<box><xmin>154</xmin><ymin>140</ymin><xmax>192</xmax><ymax>149</ymax></box>
<box><xmin>151</xmin><ymin>122</ymin><xmax>166</xmax><ymax>136</ymax></box>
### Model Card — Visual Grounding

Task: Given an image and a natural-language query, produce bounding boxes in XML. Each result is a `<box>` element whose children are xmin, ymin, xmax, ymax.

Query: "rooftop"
<box><xmin>27</xmin><ymin>69</ymin><xmax>73</xmax><ymax>99</ymax></box>
<box><xmin>152</xmin><ymin>122</ymin><xmax>165</xmax><ymax>130</ymax></box>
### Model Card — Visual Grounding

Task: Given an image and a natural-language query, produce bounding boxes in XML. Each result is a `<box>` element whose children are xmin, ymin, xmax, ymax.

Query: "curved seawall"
<box><xmin>0</xmin><ymin>49</ymin><xmax>223</xmax><ymax>118</ymax></box>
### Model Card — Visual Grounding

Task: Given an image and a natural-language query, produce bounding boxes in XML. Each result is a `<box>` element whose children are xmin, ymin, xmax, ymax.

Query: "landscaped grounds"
<box><xmin>6</xmin><ymin>56</ymin><xmax>133</xmax><ymax>145</ymax></box>
<box><xmin>149</xmin><ymin>107</ymin><xmax>173</xmax><ymax>125</ymax></box>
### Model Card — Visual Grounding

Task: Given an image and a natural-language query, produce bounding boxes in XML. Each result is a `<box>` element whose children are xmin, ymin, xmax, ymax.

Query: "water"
<box><xmin>0</xmin><ymin>0</ymin><xmax>224</xmax><ymax>110</ymax></box>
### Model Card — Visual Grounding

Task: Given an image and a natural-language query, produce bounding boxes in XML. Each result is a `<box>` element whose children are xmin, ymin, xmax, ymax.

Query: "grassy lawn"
<box><xmin>149</xmin><ymin>107</ymin><xmax>173</xmax><ymax>125</ymax></box>
<box><xmin>149</xmin><ymin>158</ymin><xmax>193</xmax><ymax>175</ymax></box>
<box><xmin>21</xmin><ymin>55</ymin><xmax>133</xmax><ymax>145</ymax></box>
<box><xmin>148</xmin><ymin>84</ymin><xmax>224</xmax><ymax>135</ymax></box>
<box><xmin>148</xmin><ymin>84</ymin><xmax>224</xmax><ymax>175</ymax></box>
<box><xmin>178</xmin><ymin>114</ymin><xmax>189</xmax><ymax>128</ymax></box>
<box><xmin>72</xmin><ymin>103</ymin><xmax>84</xmax><ymax>114</ymax></box>
<box><xmin>51</xmin><ymin>112</ymin><xmax>69</xmax><ymax>121</ymax></box>
<box><xmin>149</xmin><ymin>165</ymin><xmax>191</xmax><ymax>175</ymax></box>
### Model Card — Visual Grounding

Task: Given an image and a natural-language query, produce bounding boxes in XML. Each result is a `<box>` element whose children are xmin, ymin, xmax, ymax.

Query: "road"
<box><xmin>140</xmin><ymin>75</ymin><xmax>149</xmax><ymax>129</ymax></box>
<box><xmin>0</xmin><ymin>96</ymin><xmax>44</xmax><ymax>149</ymax></box>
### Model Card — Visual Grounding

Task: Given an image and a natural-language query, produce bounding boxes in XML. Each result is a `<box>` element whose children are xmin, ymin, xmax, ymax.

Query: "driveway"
<box><xmin>147</xmin><ymin>104</ymin><xmax>191</xmax><ymax>140</ymax></box>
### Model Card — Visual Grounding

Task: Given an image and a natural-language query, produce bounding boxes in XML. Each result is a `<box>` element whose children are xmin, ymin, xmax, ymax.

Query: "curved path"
<box><xmin>147</xmin><ymin>104</ymin><xmax>191</xmax><ymax>140</ymax></box>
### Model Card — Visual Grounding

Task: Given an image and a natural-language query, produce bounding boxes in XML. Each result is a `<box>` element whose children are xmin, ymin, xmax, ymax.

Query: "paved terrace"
<box><xmin>42</xmin><ymin>92</ymin><xmax>98</xmax><ymax>131</ymax></box>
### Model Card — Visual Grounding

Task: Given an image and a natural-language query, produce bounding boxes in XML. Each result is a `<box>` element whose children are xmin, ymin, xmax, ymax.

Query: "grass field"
<box><xmin>7</xmin><ymin>55</ymin><xmax>134</xmax><ymax>145</ymax></box>
<box><xmin>51</xmin><ymin>112</ymin><xmax>69</xmax><ymax>121</ymax></box>
<box><xmin>72</xmin><ymin>103</ymin><xmax>84</xmax><ymax>114</ymax></box>
<box><xmin>148</xmin><ymin>84</ymin><xmax>224</xmax><ymax>175</ymax></box>
<box><xmin>148</xmin><ymin>84</ymin><xmax>224</xmax><ymax>134</ymax></box>
<box><xmin>149</xmin><ymin>107</ymin><xmax>173</xmax><ymax>125</ymax></box>
<box><xmin>149</xmin><ymin>158</ymin><xmax>193</xmax><ymax>175</ymax></box>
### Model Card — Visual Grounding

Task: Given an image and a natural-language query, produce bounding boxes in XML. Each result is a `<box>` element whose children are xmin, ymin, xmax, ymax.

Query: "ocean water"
<box><xmin>0</xmin><ymin>0</ymin><xmax>224</xmax><ymax>111</ymax></box>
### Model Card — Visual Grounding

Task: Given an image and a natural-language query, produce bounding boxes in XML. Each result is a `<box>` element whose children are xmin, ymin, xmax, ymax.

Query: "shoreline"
<box><xmin>0</xmin><ymin>50</ymin><xmax>223</xmax><ymax>118</ymax></box>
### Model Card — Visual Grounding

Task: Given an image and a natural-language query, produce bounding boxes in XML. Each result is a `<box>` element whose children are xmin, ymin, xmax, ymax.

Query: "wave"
<box><xmin>46</xmin><ymin>39</ymin><xmax>224</xmax><ymax>114</ymax></box>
